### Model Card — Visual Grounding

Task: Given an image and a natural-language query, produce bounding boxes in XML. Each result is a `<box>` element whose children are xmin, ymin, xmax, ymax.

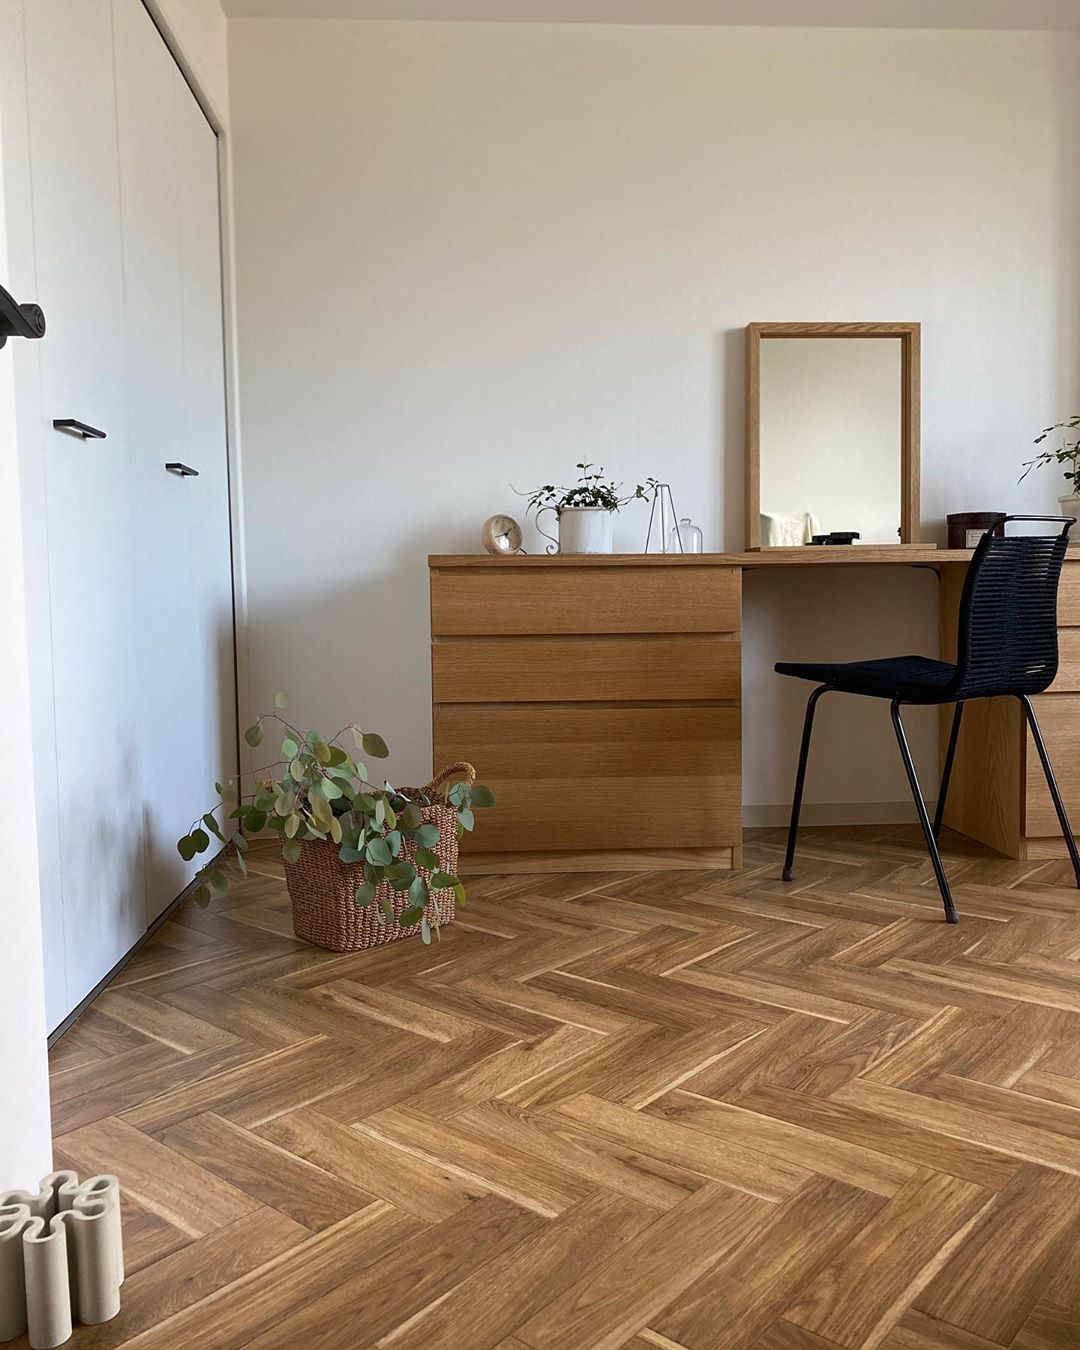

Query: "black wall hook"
<box><xmin>0</xmin><ymin>279</ymin><xmax>46</xmax><ymax>349</ymax></box>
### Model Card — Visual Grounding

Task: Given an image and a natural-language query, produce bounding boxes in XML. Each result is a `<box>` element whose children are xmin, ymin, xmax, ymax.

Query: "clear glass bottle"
<box><xmin>668</xmin><ymin>517</ymin><xmax>703</xmax><ymax>554</ymax></box>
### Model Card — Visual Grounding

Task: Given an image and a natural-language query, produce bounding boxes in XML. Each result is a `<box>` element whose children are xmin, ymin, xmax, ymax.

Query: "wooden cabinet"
<box><xmin>429</xmin><ymin>557</ymin><xmax>742</xmax><ymax>872</ymax></box>
<box><xmin>941</xmin><ymin>556</ymin><xmax>1080</xmax><ymax>860</ymax></box>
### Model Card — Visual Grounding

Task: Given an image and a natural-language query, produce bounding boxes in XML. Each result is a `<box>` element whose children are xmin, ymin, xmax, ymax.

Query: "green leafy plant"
<box><xmin>176</xmin><ymin>694</ymin><xmax>495</xmax><ymax>944</ymax></box>
<box><xmin>1020</xmin><ymin>416</ymin><xmax>1080</xmax><ymax>496</ymax></box>
<box><xmin>517</xmin><ymin>463</ymin><xmax>658</xmax><ymax>515</ymax></box>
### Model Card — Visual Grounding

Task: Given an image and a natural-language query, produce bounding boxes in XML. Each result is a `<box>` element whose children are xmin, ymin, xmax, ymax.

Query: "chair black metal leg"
<box><xmin>782</xmin><ymin>686</ymin><xmax>828</xmax><ymax>883</ymax></box>
<box><xmin>890</xmin><ymin>699</ymin><xmax>959</xmax><ymax>923</ymax></box>
<box><xmin>1019</xmin><ymin>694</ymin><xmax>1080</xmax><ymax>888</ymax></box>
<box><xmin>933</xmin><ymin>702</ymin><xmax>965</xmax><ymax>842</ymax></box>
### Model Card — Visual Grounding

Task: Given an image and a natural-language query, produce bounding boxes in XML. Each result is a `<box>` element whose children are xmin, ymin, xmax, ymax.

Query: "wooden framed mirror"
<box><xmin>745</xmin><ymin>321</ymin><xmax>921</xmax><ymax>550</ymax></box>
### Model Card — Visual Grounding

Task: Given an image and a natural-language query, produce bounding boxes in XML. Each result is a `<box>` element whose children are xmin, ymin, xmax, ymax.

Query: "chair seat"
<box><xmin>774</xmin><ymin>654</ymin><xmax>958</xmax><ymax>702</ymax></box>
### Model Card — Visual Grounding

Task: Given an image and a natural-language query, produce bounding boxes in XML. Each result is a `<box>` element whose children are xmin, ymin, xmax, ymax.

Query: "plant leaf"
<box><xmin>430</xmin><ymin>870</ymin><xmax>459</xmax><ymax>891</ymax></box>
<box><xmin>210</xmin><ymin>868</ymin><xmax>229</xmax><ymax>894</ymax></box>
<box><xmin>191</xmin><ymin>827</ymin><xmax>210</xmax><ymax>853</ymax></box>
<box><xmin>362</xmin><ymin>731</ymin><xmax>389</xmax><ymax>758</ymax></box>
<box><xmin>244</xmin><ymin>722</ymin><xmax>263</xmax><ymax>748</ymax></box>
<box><xmin>354</xmin><ymin>881</ymin><xmax>377</xmax><ymax>908</ymax></box>
<box><xmin>402</xmin><ymin>803</ymin><xmax>423</xmax><ymax>830</ymax></box>
<box><xmin>193</xmin><ymin>885</ymin><xmax>211</xmax><ymax>908</ymax></box>
<box><xmin>313</xmin><ymin>738</ymin><xmax>332</xmax><ymax>765</ymax></box>
<box><xmin>414</xmin><ymin>824</ymin><xmax>441</xmax><ymax>849</ymax></box>
<box><xmin>282</xmin><ymin>838</ymin><xmax>303</xmax><ymax>864</ymax></box>
<box><xmin>472</xmin><ymin>784</ymin><xmax>497</xmax><ymax>808</ymax></box>
<box><xmin>458</xmin><ymin>807</ymin><xmax>475</xmax><ymax>832</ymax></box>
<box><xmin>177</xmin><ymin>834</ymin><xmax>197</xmax><ymax>862</ymax></box>
<box><xmin>421</xmin><ymin>916</ymin><xmax>432</xmax><ymax>945</ymax></box>
<box><xmin>202</xmin><ymin>813</ymin><xmax>225</xmax><ymax>842</ymax></box>
<box><xmin>275</xmin><ymin>691</ymin><xmax>288</xmax><ymax>708</ymax></box>
<box><xmin>414</xmin><ymin>845</ymin><xmax>440</xmax><ymax>870</ymax></box>
<box><xmin>398</xmin><ymin>904</ymin><xmax>424</xmax><ymax>926</ymax></box>
<box><xmin>366</xmin><ymin>836</ymin><xmax>392</xmax><ymax>866</ymax></box>
<box><xmin>282</xmin><ymin>737</ymin><xmax>299</xmax><ymax>759</ymax></box>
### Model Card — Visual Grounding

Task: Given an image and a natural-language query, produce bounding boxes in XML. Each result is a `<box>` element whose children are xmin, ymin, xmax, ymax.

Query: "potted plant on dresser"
<box><xmin>522</xmin><ymin>462</ymin><xmax>656</xmax><ymax>554</ymax></box>
<box><xmin>176</xmin><ymin>696</ymin><xmax>495</xmax><ymax>950</ymax></box>
<box><xmin>1021</xmin><ymin>415</ymin><xmax>1080</xmax><ymax>539</ymax></box>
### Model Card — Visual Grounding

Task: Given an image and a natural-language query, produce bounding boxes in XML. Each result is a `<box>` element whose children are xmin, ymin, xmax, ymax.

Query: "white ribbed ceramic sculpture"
<box><xmin>0</xmin><ymin>1172</ymin><xmax>123</xmax><ymax>1349</ymax></box>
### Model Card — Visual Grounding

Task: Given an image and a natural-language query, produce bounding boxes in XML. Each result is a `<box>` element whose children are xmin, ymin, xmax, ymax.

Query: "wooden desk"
<box><xmin>428</xmin><ymin>549</ymin><xmax>1080</xmax><ymax>872</ymax></box>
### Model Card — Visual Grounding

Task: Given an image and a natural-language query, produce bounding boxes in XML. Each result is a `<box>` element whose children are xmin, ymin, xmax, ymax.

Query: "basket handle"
<box><xmin>424</xmin><ymin>761</ymin><xmax>476</xmax><ymax>795</ymax></box>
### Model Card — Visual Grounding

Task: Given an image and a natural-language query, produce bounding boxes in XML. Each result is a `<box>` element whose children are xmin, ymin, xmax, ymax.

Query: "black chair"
<box><xmin>775</xmin><ymin>515</ymin><xmax>1080</xmax><ymax>923</ymax></box>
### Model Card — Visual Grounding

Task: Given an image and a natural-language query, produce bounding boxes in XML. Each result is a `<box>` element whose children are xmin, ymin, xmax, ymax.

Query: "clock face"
<box><xmin>482</xmin><ymin>514</ymin><xmax>524</xmax><ymax>555</ymax></box>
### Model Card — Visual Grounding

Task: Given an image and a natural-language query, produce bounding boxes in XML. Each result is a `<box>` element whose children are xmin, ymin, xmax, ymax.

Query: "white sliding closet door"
<box><xmin>22</xmin><ymin>0</ymin><xmax>145</xmax><ymax>1012</ymax></box>
<box><xmin>114</xmin><ymin>0</ymin><xmax>235</xmax><ymax>923</ymax></box>
<box><xmin>114</xmin><ymin>0</ymin><xmax>202</xmax><ymax>922</ymax></box>
<box><xmin>177</xmin><ymin>79</ymin><xmax>237</xmax><ymax>853</ymax></box>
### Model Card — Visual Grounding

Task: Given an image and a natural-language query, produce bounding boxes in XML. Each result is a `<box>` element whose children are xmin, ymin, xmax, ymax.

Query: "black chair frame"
<box><xmin>779</xmin><ymin>516</ymin><xmax>1080</xmax><ymax>923</ymax></box>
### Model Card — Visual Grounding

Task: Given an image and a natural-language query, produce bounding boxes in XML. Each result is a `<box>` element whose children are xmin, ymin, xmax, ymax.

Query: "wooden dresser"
<box><xmin>430</xmin><ymin>548</ymin><xmax>1080</xmax><ymax>873</ymax></box>
<box><xmin>940</xmin><ymin>554</ymin><xmax>1080</xmax><ymax>860</ymax></box>
<box><xmin>429</xmin><ymin>555</ymin><xmax>743</xmax><ymax>872</ymax></box>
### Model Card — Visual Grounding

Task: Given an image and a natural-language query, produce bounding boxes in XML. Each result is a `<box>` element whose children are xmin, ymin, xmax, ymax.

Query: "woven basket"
<box><xmin>283</xmin><ymin>762</ymin><xmax>472</xmax><ymax>952</ymax></box>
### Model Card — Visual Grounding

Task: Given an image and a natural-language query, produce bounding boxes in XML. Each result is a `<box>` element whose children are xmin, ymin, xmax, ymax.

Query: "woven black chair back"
<box><xmin>952</xmin><ymin>515</ymin><xmax>1073</xmax><ymax>700</ymax></box>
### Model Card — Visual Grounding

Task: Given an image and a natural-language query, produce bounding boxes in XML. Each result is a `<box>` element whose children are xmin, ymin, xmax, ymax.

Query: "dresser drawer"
<box><xmin>432</xmin><ymin>634</ymin><xmax>740</xmax><ymax>704</ymax></box>
<box><xmin>430</xmin><ymin>564</ymin><xmax>741</xmax><ymax>637</ymax></box>
<box><xmin>1059</xmin><ymin>562</ymin><xmax>1080</xmax><ymax>626</ymax></box>
<box><xmin>1024</xmin><ymin>695</ymin><xmax>1080</xmax><ymax>836</ymax></box>
<box><xmin>434</xmin><ymin>703</ymin><xmax>741</xmax><ymax>852</ymax></box>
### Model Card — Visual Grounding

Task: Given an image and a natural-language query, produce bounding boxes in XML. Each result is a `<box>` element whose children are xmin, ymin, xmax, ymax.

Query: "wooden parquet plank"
<box><xmin>37</xmin><ymin>828</ymin><xmax>1080</xmax><ymax>1348</ymax></box>
<box><xmin>653</xmin><ymin>1177</ymin><xmax>885</xmax><ymax>1350</ymax></box>
<box><xmin>780</xmin><ymin>1170</ymin><xmax>992</xmax><ymax>1349</ymax></box>
<box><xmin>154</xmin><ymin>1111</ymin><xmax>376</xmax><ymax>1231</ymax></box>
<box><xmin>514</xmin><ymin>1184</ymin><xmax>776</xmax><ymax>1350</ymax></box>
<box><xmin>256</xmin><ymin>1106</ymin><xmax>482</xmax><ymax>1222</ymax></box>
<box><xmin>914</xmin><ymin>1163</ymin><xmax>1080</xmax><ymax>1343</ymax></box>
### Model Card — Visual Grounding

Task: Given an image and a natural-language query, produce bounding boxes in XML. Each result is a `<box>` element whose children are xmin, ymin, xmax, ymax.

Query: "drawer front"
<box><xmin>432</xmin><ymin>635</ymin><xmax>741</xmax><ymax>704</ymax></box>
<box><xmin>1060</xmin><ymin>562</ymin><xmax>1080</xmax><ymax>626</ymax></box>
<box><xmin>1048</xmin><ymin>629</ymin><xmax>1080</xmax><ymax>694</ymax></box>
<box><xmin>1024</xmin><ymin>694</ymin><xmax>1080</xmax><ymax>836</ymax></box>
<box><xmin>434</xmin><ymin>704</ymin><xmax>741</xmax><ymax>852</ymax></box>
<box><xmin>430</xmin><ymin>565</ymin><xmax>741</xmax><ymax>637</ymax></box>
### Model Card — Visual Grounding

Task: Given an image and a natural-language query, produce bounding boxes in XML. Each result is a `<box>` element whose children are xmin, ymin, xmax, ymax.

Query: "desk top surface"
<box><xmin>430</xmin><ymin>547</ymin><xmax>975</xmax><ymax>568</ymax></box>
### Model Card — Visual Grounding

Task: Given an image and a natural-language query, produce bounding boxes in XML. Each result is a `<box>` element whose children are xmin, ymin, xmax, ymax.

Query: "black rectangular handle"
<box><xmin>165</xmin><ymin>462</ymin><xmax>199</xmax><ymax>477</ymax></box>
<box><xmin>53</xmin><ymin>419</ymin><xmax>106</xmax><ymax>440</ymax></box>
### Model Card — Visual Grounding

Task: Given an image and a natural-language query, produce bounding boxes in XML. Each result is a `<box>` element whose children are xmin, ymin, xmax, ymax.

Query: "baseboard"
<box><xmin>457</xmin><ymin>846</ymin><xmax>736</xmax><ymax>875</ymax></box>
<box><xmin>742</xmin><ymin>801</ymin><xmax>931</xmax><ymax>829</ymax></box>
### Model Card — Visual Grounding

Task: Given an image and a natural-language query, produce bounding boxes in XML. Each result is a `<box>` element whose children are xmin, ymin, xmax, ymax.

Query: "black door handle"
<box><xmin>165</xmin><ymin>462</ymin><xmax>199</xmax><ymax>477</ymax></box>
<box><xmin>0</xmin><ymin>281</ymin><xmax>45</xmax><ymax>348</ymax></box>
<box><xmin>53</xmin><ymin>419</ymin><xmax>106</xmax><ymax>439</ymax></box>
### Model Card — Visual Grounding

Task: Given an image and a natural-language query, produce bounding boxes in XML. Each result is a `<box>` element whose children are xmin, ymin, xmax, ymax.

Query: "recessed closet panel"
<box><xmin>114</xmin><ymin>0</ymin><xmax>203</xmax><ymax>923</ymax></box>
<box><xmin>176</xmin><ymin>67</ymin><xmax>237</xmax><ymax>880</ymax></box>
<box><xmin>23</xmin><ymin>0</ymin><xmax>145</xmax><ymax>1012</ymax></box>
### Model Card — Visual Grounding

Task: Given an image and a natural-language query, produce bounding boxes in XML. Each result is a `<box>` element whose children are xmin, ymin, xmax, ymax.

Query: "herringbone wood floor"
<box><xmin>32</xmin><ymin>827</ymin><xmax>1080</xmax><ymax>1349</ymax></box>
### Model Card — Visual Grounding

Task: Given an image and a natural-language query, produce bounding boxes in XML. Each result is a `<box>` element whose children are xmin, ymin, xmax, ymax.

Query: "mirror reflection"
<box><xmin>759</xmin><ymin>336</ymin><xmax>902</xmax><ymax>547</ymax></box>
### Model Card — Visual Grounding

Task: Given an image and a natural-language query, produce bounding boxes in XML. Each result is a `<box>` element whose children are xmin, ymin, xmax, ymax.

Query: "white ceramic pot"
<box><xmin>536</xmin><ymin>505</ymin><xmax>614</xmax><ymax>555</ymax></box>
<box><xmin>1060</xmin><ymin>496</ymin><xmax>1080</xmax><ymax>544</ymax></box>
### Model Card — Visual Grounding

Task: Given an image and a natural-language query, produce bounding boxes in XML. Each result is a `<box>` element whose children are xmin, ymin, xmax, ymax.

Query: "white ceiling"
<box><xmin>220</xmin><ymin>0</ymin><xmax>1080</xmax><ymax>29</ymax></box>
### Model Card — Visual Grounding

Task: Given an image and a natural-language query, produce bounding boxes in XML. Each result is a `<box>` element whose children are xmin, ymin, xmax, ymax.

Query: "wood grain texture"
<box><xmin>28</xmin><ymin>826</ymin><xmax>1080</xmax><ymax>1349</ymax></box>
<box><xmin>435</xmin><ymin>702</ymin><xmax>741</xmax><ymax>853</ymax></box>
<box><xmin>430</xmin><ymin>562</ymin><xmax>741</xmax><ymax>635</ymax></box>
<box><xmin>432</xmin><ymin>633</ymin><xmax>741</xmax><ymax>704</ymax></box>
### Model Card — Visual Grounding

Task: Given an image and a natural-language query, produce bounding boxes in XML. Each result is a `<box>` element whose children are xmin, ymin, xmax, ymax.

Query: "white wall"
<box><xmin>0</xmin><ymin>50</ymin><xmax>52</xmax><ymax>1186</ymax></box>
<box><xmin>229</xmin><ymin>20</ymin><xmax>1080</xmax><ymax>816</ymax></box>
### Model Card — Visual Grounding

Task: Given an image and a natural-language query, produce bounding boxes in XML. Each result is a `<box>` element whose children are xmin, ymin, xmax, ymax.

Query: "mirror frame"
<box><xmin>745</xmin><ymin>321</ymin><xmax>921</xmax><ymax>550</ymax></box>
